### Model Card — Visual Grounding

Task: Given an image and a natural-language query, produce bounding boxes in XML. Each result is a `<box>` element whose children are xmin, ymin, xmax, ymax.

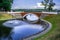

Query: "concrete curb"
<box><xmin>23</xmin><ymin>19</ymin><xmax>52</xmax><ymax>40</ymax></box>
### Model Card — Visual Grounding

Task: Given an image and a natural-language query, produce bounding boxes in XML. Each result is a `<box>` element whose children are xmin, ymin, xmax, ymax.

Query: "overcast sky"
<box><xmin>12</xmin><ymin>0</ymin><xmax>60</xmax><ymax>9</ymax></box>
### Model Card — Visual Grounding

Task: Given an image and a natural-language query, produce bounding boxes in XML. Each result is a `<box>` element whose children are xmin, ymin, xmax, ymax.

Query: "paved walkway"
<box><xmin>23</xmin><ymin>19</ymin><xmax>52</xmax><ymax>40</ymax></box>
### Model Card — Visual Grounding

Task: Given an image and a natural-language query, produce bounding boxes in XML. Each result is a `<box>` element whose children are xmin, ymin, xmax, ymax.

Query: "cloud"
<box><xmin>23</xmin><ymin>3</ymin><xmax>45</xmax><ymax>9</ymax></box>
<box><xmin>37</xmin><ymin>3</ymin><xmax>44</xmax><ymax>7</ymax></box>
<box><xmin>36</xmin><ymin>3</ymin><xmax>60</xmax><ymax>9</ymax></box>
<box><xmin>12</xmin><ymin>6</ymin><xmax>20</xmax><ymax>9</ymax></box>
<box><xmin>53</xmin><ymin>6</ymin><xmax>60</xmax><ymax>9</ymax></box>
<box><xmin>31</xmin><ymin>3</ymin><xmax>45</xmax><ymax>9</ymax></box>
<box><xmin>26</xmin><ymin>3</ymin><xmax>45</xmax><ymax>9</ymax></box>
<box><xmin>12</xmin><ymin>2</ymin><xmax>60</xmax><ymax>9</ymax></box>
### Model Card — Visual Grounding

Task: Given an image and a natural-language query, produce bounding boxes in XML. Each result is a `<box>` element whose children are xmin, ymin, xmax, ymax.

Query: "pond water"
<box><xmin>3</xmin><ymin>20</ymin><xmax>44</xmax><ymax>40</ymax></box>
<box><xmin>24</xmin><ymin>13</ymin><xmax>39</xmax><ymax>21</ymax></box>
<box><xmin>11</xmin><ymin>25</ymin><xmax>44</xmax><ymax>40</ymax></box>
<box><xmin>3</xmin><ymin>20</ymin><xmax>29</xmax><ymax>27</ymax></box>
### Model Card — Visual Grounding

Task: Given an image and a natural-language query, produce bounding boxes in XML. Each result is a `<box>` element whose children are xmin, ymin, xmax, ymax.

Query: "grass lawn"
<box><xmin>34</xmin><ymin>14</ymin><xmax>60</xmax><ymax>40</ymax></box>
<box><xmin>0</xmin><ymin>14</ymin><xmax>13</xmax><ymax>20</ymax></box>
<box><xmin>0</xmin><ymin>14</ymin><xmax>60</xmax><ymax>40</ymax></box>
<box><xmin>0</xmin><ymin>14</ymin><xmax>13</xmax><ymax>37</ymax></box>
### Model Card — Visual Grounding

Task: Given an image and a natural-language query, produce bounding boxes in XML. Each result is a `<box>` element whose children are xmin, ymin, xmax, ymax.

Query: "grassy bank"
<box><xmin>0</xmin><ymin>14</ymin><xmax>13</xmax><ymax>20</ymax></box>
<box><xmin>0</xmin><ymin>14</ymin><xmax>60</xmax><ymax>40</ymax></box>
<box><xmin>0</xmin><ymin>14</ymin><xmax>13</xmax><ymax>37</ymax></box>
<box><xmin>35</xmin><ymin>14</ymin><xmax>60</xmax><ymax>40</ymax></box>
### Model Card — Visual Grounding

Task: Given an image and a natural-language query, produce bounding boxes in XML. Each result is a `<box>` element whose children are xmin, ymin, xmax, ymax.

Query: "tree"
<box><xmin>41</xmin><ymin>0</ymin><xmax>49</xmax><ymax>10</ymax></box>
<box><xmin>41</xmin><ymin>0</ymin><xmax>55</xmax><ymax>11</ymax></box>
<box><xmin>0</xmin><ymin>0</ymin><xmax>13</xmax><ymax>11</ymax></box>
<box><xmin>48</xmin><ymin>0</ymin><xmax>55</xmax><ymax>11</ymax></box>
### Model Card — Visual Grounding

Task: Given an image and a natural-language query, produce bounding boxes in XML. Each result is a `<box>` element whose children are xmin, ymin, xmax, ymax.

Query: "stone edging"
<box><xmin>23</xmin><ymin>19</ymin><xmax>52</xmax><ymax>40</ymax></box>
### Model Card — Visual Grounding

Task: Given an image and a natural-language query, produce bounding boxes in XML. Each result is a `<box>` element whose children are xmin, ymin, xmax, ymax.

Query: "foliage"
<box><xmin>0</xmin><ymin>13</ymin><xmax>14</xmax><ymax>37</ymax></box>
<box><xmin>0</xmin><ymin>0</ymin><xmax>13</xmax><ymax>11</ymax></box>
<box><xmin>41</xmin><ymin>0</ymin><xmax>55</xmax><ymax>11</ymax></box>
<box><xmin>41</xmin><ymin>0</ymin><xmax>49</xmax><ymax>10</ymax></box>
<box><xmin>0</xmin><ymin>14</ymin><xmax>13</xmax><ymax>20</ymax></box>
<box><xmin>34</xmin><ymin>14</ymin><xmax>60</xmax><ymax>40</ymax></box>
<box><xmin>48</xmin><ymin>0</ymin><xmax>55</xmax><ymax>11</ymax></box>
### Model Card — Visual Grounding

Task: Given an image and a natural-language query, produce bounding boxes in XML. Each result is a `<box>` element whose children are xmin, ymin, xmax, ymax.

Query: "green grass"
<box><xmin>0</xmin><ymin>14</ymin><xmax>60</xmax><ymax>40</ymax></box>
<box><xmin>0</xmin><ymin>13</ymin><xmax>22</xmax><ymax>37</ymax></box>
<box><xmin>34</xmin><ymin>14</ymin><xmax>60</xmax><ymax>40</ymax></box>
<box><xmin>0</xmin><ymin>14</ymin><xmax>13</xmax><ymax>37</ymax></box>
<box><xmin>0</xmin><ymin>14</ymin><xmax>13</xmax><ymax>20</ymax></box>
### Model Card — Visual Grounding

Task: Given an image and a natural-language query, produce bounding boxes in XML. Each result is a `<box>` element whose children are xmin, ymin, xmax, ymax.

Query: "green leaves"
<box><xmin>44</xmin><ymin>0</ymin><xmax>49</xmax><ymax>3</ymax></box>
<box><xmin>41</xmin><ymin>0</ymin><xmax>55</xmax><ymax>11</ymax></box>
<box><xmin>41</xmin><ymin>0</ymin><xmax>49</xmax><ymax>10</ymax></box>
<box><xmin>0</xmin><ymin>0</ymin><xmax>13</xmax><ymax>11</ymax></box>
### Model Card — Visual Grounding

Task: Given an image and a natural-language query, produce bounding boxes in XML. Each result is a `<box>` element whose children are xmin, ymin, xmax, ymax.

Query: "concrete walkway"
<box><xmin>23</xmin><ymin>19</ymin><xmax>52</xmax><ymax>40</ymax></box>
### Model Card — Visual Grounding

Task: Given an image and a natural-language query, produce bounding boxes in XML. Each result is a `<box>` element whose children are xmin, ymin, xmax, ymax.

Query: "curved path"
<box><xmin>23</xmin><ymin>19</ymin><xmax>52</xmax><ymax>40</ymax></box>
<box><xmin>1</xmin><ymin>19</ymin><xmax>52</xmax><ymax>40</ymax></box>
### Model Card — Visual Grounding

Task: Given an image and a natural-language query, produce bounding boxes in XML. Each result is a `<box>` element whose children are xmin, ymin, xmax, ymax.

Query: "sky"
<box><xmin>12</xmin><ymin>0</ymin><xmax>60</xmax><ymax>9</ymax></box>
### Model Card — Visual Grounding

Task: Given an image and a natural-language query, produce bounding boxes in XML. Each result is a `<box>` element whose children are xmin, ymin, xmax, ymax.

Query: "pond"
<box><xmin>2</xmin><ymin>19</ymin><xmax>45</xmax><ymax>40</ymax></box>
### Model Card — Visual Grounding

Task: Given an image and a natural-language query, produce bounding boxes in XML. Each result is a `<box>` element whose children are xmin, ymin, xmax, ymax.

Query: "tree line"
<box><xmin>0</xmin><ymin>0</ymin><xmax>55</xmax><ymax>12</ymax></box>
